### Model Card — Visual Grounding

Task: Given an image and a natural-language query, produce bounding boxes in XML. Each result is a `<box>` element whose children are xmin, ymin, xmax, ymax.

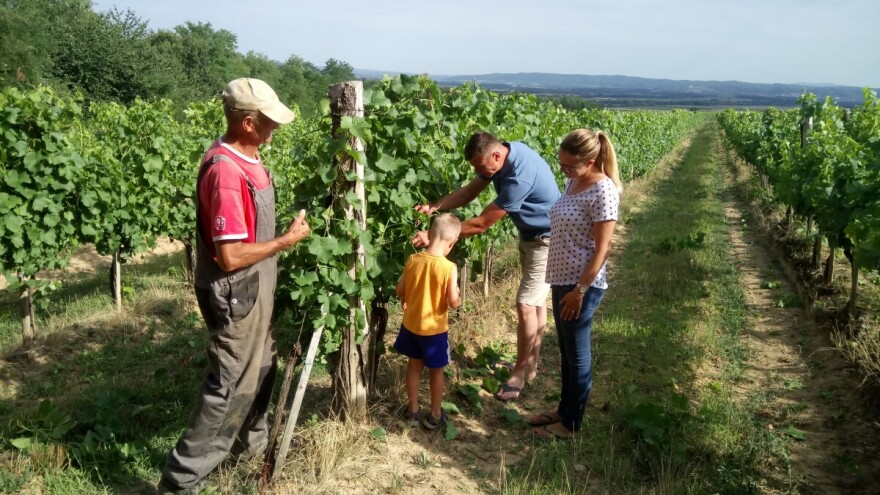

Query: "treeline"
<box><xmin>0</xmin><ymin>0</ymin><xmax>354</xmax><ymax>114</ymax></box>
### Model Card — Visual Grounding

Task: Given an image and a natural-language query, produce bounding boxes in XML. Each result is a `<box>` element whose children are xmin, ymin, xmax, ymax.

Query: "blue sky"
<box><xmin>92</xmin><ymin>0</ymin><xmax>880</xmax><ymax>87</ymax></box>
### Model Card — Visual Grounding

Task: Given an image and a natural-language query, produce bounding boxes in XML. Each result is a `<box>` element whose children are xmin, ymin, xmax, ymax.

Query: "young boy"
<box><xmin>395</xmin><ymin>213</ymin><xmax>462</xmax><ymax>429</ymax></box>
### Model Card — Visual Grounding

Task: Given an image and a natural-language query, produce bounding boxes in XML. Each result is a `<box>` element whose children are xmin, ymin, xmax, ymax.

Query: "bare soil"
<box><xmin>0</xmin><ymin>238</ymin><xmax>184</xmax><ymax>291</ymax></box>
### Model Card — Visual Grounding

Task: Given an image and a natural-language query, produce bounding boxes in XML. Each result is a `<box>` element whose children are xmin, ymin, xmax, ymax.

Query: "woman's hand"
<box><xmin>559</xmin><ymin>289</ymin><xmax>583</xmax><ymax>321</ymax></box>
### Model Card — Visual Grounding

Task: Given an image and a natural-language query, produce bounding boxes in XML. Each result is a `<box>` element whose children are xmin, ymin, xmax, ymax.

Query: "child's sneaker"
<box><xmin>405</xmin><ymin>407</ymin><xmax>421</xmax><ymax>428</ymax></box>
<box><xmin>421</xmin><ymin>411</ymin><xmax>447</xmax><ymax>430</ymax></box>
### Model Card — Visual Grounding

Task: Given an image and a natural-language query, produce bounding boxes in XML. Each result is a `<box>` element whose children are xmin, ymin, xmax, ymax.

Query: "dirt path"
<box><xmin>721</xmin><ymin>139</ymin><xmax>880</xmax><ymax>493</ymax></box>
<box><xmin>0</xmin><ymin>238</ymin><xmax>184</xmax><ymax>291</ymax></box>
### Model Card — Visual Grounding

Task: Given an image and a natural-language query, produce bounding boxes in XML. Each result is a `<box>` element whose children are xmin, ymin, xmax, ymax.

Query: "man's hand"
<box><xmin>284</xmin><ymin>209</ymin><xmax>310</xmax><ymax>247</ymax></box>
<box><xmin>411</xmin><ymin>230</ymin><xmax>429</xmax><ymax>248</ymax></box>
<box><xmin>414</xmin><ymin>202</ymin><xmax>439</xmax><ymax>215</ymax></box>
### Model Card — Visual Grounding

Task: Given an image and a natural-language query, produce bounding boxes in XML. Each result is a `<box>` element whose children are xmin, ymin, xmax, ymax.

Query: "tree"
<box><xmin>162</xmin><ymin>22</ymin><xmax>248</xmax><ymax>101</ymax></box>
<box><xmin>0</xmin><ymin>0</ymin><xmax>90</xmax><ymax>85</ymax></box>
<box><xmin>50</xmin><ymin>7</ymin><xmax>173</xmax><ymax>103</ymax></box>
<box><xmin>322</xmin><ymin>58</ymin><xmax>355</xmax><ymax>83</ymax></box>
<box><xmin>242</xmin><ymin>51</ymin><xmax>283</xmax><ymax>91</ymax></box>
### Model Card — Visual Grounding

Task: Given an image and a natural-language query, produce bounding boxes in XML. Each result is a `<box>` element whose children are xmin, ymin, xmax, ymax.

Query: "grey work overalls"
<box><xmin>161</xmin><ymin>153</ymin><xmax>278</xmax><ymax>490</ymax></box>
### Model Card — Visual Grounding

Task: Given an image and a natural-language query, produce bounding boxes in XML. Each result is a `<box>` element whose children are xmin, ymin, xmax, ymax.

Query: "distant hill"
<box><xmin>355</xmin><ymin>70</ymin><xmax>876</xmax><ymax>109</ymax></box>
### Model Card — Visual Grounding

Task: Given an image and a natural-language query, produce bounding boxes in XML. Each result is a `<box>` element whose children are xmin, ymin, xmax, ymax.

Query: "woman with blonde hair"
<box><xmin>530</xmin><ymin>129</ymin><xmax>620</xmax><ymax>439</ymax></box>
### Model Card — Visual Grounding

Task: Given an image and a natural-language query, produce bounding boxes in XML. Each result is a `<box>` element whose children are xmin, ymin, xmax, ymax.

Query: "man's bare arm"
<box><xmin>215</xmin><ymin>210</ymin><xmax>310</xmax><ymax>272</ymax></box>
<box><xmin>414</xmin><ymin>177</ymin><xmax>491</xmax><ymax>214</ymax></box>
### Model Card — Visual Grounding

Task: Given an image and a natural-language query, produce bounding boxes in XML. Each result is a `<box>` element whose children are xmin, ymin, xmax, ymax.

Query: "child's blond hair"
<box><xmin>428</xmin><ymin>213</ymin><xmax>461</xmax><ymax>242</ymax></box>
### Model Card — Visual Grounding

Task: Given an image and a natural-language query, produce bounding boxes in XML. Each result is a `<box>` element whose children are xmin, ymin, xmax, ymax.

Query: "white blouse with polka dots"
<box><xmin>545</xmin><ymin>177</ymin><xmax>620</xmax><ymax>289</ymax></box>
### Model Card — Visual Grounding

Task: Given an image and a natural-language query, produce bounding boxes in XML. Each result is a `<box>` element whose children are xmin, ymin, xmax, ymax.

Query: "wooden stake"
<box><xmin>271</xmin><ymin>322</ymin><xmax>325</xmax><ymax>482</ymax></box>
<box><xmin>811</xmin><ymin>228</ymin><xmax>823</xmax><ymax>270</ymax></box>
<box><xmin>112</xmin><ymin>250</ymin><xmax>122</xmax><ymax>311</ymax></box>
<box><xmin>848</xmin><ymin>259</ymin><xmax>859</xmax><ymax>317</ymax></box>
<box><xmin>482</xmin><ymin>241</ymin><xmax>493</xmax><ymax>298</ymax></box>
<box><xmin>259</xmin><ymin>340</ymin><xmax>302</xmax><ymax>491</ymax></box>
<box><xmin>20</xmin><ymin>281</ymin><xmax>34</xmax><ymax>345</ymax></box>
<box><xmin>824</xmin><ymin>248</ymin><xmax>836</xmax><ymax>285</ymax></box>
<box><xmin>184</xmin><ymin>240</ymin><xmax>196</xmax><ymax>286</ymax></box>
<box><xmin>460</xmin><ymin>259</ymin><xmax>468</xmax><ymax>307</ymax></box>
<box><xmin>329</xmin><ymin>81</ymin><xmax>368</xmax><ymax>419</ymax></box>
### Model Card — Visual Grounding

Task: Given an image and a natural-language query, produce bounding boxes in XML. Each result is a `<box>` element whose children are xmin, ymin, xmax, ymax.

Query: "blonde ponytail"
<box><xmin>595</xmin><ymin>131</ymin><xmax>622</xmax><ymax>192</ymax></box>
<box><xmin>559</xmin><ymin>129</ymin><xmax>623</xmax><ymax>193</ymax></box>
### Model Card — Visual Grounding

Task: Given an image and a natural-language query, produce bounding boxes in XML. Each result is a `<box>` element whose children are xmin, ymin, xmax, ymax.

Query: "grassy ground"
<box><xmin>501</xmin><ymin>125</ymin><xmax>790</xmax><ymax>494</ymax></box>
<box><xmin>4</xmin><ymin>124</ymin><xmax>871</xmax><ymax>494</ymax></box>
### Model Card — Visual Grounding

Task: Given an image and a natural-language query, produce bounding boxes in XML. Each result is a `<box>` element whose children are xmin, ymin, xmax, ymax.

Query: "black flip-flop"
<box><xmin>494</xmin><ymin>360</ymin><xmax>514</xmax><ymax>372</ymax></box>
<box><xmin>494</xmin><ymin>382</ymin><xmax>523</xmax><ymax>402</ymax></box>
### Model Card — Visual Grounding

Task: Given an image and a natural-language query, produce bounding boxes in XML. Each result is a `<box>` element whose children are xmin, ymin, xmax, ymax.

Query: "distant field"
<box><xmin>460</xmin><ymin>85</ymin><xmax>809</xmax><ymax>109</ymax></box>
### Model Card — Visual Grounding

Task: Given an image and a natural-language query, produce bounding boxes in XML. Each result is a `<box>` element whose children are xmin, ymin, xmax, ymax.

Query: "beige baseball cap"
<box><xmin>222</xmin><ymin>77</ymin><xmax>295</xmax><ymax>125</ymax></box>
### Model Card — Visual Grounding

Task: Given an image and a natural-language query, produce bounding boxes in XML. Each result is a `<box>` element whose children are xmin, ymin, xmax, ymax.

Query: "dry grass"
<box><xmin>832</xmin><ymin>315</ymin><xmax>880</xmax><ymax>387</ymax></box>
<box><xmin>268</xmin><ymin>418</ymin><xmax>394</xmax><ymax>494</ymax></box>
<box><xmin>448</xmin><ymin>262</ymin><xmax>521</xmax><ymax>359</ymax></box>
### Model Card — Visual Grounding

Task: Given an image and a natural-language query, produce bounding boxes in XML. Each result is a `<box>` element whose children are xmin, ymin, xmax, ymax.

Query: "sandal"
<box><xmin>527</xmin><ymin>410</ymin><xmax>562</xmax><ymax>427</ymax></box>
<box><xmin>405</xmin><ymin>407</ymin><xmax>421</xmax><ymax>428</ymax></box>
<box><xmin>421</xmin><ymin>411</ymin><xmax>448</xmax><ymax>430</ymax></box>
<box><xmin>494</xmin><ymin>360</ymin><xmax>514</xmax><ymax>372</ymax></box>
<box><xmin>494</xmin><ymin>382</ymin><xmax>523</xmax><ymax>402</ymax></box>
<box><xmin>533</xmin><ymin>423</ymin><xmax>574</xmax><ymax>440</ymax></box>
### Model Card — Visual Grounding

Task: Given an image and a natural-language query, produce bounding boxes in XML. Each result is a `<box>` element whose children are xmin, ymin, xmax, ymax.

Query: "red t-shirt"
<box><xmin>197</xmin><ymin>140</ymin><xmax>271</xmax><ymax>259</ymax></box>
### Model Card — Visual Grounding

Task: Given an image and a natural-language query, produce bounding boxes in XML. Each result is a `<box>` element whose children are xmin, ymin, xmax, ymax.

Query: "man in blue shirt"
<box><xmin>413</xmin><ymin>131</ymin><xmax>560</xmax><ymax>401</ymax></box>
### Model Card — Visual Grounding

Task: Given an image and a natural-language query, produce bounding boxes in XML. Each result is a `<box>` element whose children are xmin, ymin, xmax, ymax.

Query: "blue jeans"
<box><xmin>551</xmin><ymin>285</ymin><xmax>605</xmax><ymax>432</ymax></box>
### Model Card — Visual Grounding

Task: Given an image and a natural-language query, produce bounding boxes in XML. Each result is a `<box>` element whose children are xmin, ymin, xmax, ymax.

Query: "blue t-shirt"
<box><xmin>479</xmin><ymin>142</ymin><xmax>560</xmax><ymax>240</ymax></box>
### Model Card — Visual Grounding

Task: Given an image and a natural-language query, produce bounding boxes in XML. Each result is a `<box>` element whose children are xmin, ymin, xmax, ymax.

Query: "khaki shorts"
<box><xmin>517</xmin><ymin>236</ymin><xmax>551</xmax><ymax>307</ymax></box>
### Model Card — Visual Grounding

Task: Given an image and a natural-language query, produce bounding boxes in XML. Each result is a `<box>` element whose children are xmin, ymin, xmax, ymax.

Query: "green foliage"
<box><xmin>443</xmin><ymin>421</ymin><xmax>458</xmax><ymax>441</ymax></box>
<box><xmin>1</xmin><ymin>2</ymin><xmax>356</xmax><ymax>113</ymax></box>
<box><xmin>718</xmin><ymin>90</ymin><xmax>880</xmax><ymax>276</ymax></box>
<box><xmin>51</xmin><ymin>7</ymin><xmax>175</xmax><ymax>104</ymax></box>
<box><xmin>441</xmin><ymin>401</ymin><xmax>461</xmax><ymax>415</ymax></box>
<box><xmin>77</xmin><ymin>98</ymin><xmax>194</xmax><ymax>257</ymax></box>
<box><xmin>0</xmin><ymin>86</ymin><xmax>84</xmax><ymax>283</ymax></box>
<box><xmin>458</xmin><ymin>383</ymin><xmax>484</xmax><ymax>414</ymax></box>
<box><xmin>10</xmin><ymin>400</ymin><xmax>75</xmax><ymax>453</ymax></box>
<box><xmin>499</xmin><ymin>408</ymin><xmax>523</xmax><ymax>425</ymax></box>
<box><xmin>626</xmin><ymin>394</ymin><xmax>691</xmax><ymax>449</ymax></box>
<box><xmin>653</xmin><ymin>231</ymin><xmax>707</xmax><ymax>253</ymax></box>
<box><xmin>0</xmin><ymin>0</ymin><xmax>90</xmax><ymax>85</ymax></box>
<box><xmin>781</xmin><ymin>425</ymin><xmax>806</xmax><ymax>441</ymax></box>
<box><xmin>0</xmin><ymin>77</ymin><xmax>703</xmax><ymax>368</ymax></box>
<box><xmin>369</xmin><ymin>427</ymin><xmax>387</xmax><ymax>441</ymax></box>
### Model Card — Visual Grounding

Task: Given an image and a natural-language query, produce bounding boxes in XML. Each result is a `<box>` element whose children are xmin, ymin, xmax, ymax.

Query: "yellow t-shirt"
<box><xmin>402</xmin><ymin>252</ymin><xmax>456</xmax><ymax>336</ymax></box>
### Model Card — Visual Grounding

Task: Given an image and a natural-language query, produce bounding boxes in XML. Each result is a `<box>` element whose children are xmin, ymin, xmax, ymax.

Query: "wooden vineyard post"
<box><xmin>111</xmin><ymin>250</ymin><xmax>122</xmax><ymax>311</ymax></box>
<box><xmin>460</xmin><ymin>259</ymin><xmax>468</xmax><ymax>307</ymax></box>
<box><xmin>329</xmin><ymin>81</ymin><xmax>369</xmax><ymax>420</ymax></box>
<box><xmin>482</xmin><ymin>241</ymin><xmax>494</xmax><ymax>298</ymax></box>
<box><xmin>842</xmin><ymin>109</ymin><xmax>859</xmax><ymax>316</ymax></box>
<box><xmin>365</xmin><ymin>300</ymin><xmax>388</xmax><ymax>391</ymax></box>
<box><xmin>184</xmin><ymin>240</ymin><xmax>196</xmax><ymax>286</ymax></box>
<box><xmin>812</xmin><ymin>230</ymin><xmax>823</xmax><ymax>270</ymax></box>
<box><xmin>848</xmin><ymin>255</ymin><xmax>859</xmax><ymax>316</ymax></box>
<box><xmin>824</xmin><ymin>249</ymin><xmax>836</xmax><ymax>285</ymax></box>
<box><xmin>20</xmin><ymin>278</ymin><xmax>35</xmax><ymax>345</ymax></box>
<box><xmin>802</xmin><ymin>115</ymin><xmax>823</xmax><ymax>270</ymax></box>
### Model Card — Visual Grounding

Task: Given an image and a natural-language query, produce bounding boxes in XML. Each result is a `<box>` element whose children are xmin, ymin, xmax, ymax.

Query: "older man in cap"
<box><xmin>158</xmin><ymin>78</ymin><xmax>310</xmax><ymax>494</ymax></box>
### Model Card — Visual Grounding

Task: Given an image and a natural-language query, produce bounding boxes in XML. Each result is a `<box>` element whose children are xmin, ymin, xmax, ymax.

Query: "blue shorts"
<box><xmin>393</xmin><ymin>325</ymin><xmax>450</xmax><ymax>369</ymax></box>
